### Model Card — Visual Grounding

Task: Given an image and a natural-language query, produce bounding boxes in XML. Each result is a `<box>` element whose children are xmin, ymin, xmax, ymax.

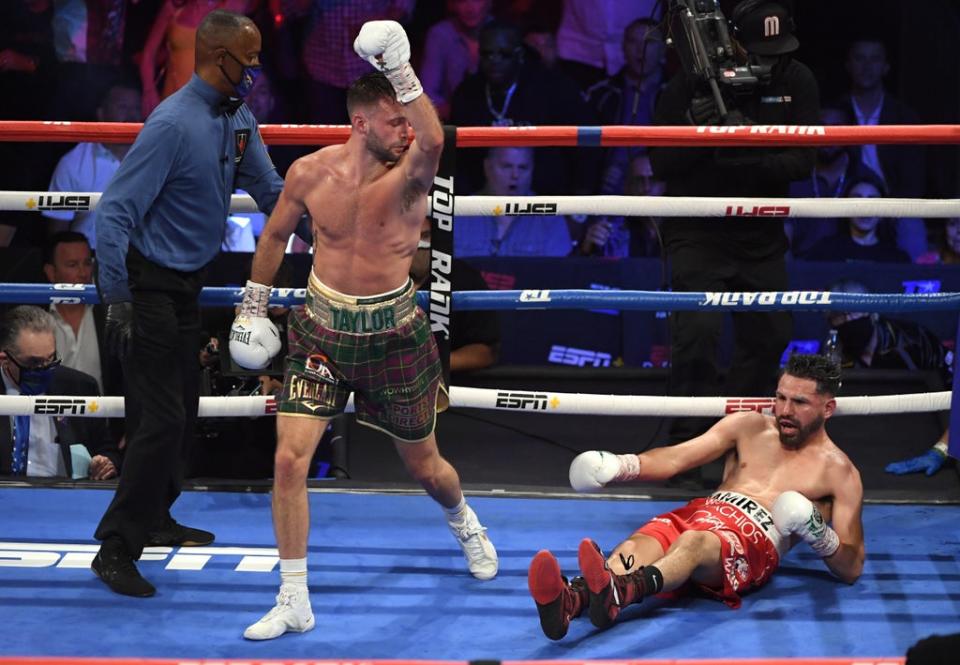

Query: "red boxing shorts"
<box><xmin>632</xmin><ymin>490</ymin><xmax>787</xmax><ymax>608</ymax></box>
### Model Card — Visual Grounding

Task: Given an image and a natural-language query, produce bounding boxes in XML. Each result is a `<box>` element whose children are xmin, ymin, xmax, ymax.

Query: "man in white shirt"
<box><xmin>43</xmin><ymin>232</ymin><xmax>105</xmax><ymax>391</ymax></box>
<box><xmin>0</xmin><ymin>306</ymin><xmax>119</xmax><ymax>479</ymax></box>
<box><xmin>42</xmin><ymin>84</ymin><xmax>141</xmax><ymax>248</ymax></box>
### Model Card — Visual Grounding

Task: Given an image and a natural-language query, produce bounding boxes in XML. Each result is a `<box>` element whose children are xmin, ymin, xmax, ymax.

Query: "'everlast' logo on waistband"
<box><xmin>330</xmin><ymin>306</ymin><xmax>397</xmax><ymax>333</ymax></box>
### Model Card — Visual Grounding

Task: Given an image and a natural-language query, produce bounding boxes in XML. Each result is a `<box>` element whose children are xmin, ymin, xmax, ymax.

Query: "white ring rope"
<box><xmin>4</xmin><ymin>190</ymin><xmax>960</xmax><ymax>218</ymax></box>
<box><xmin>454</xmin><ymin>195</ymin><xmax>960</xmax><ymax>218</ymax></box>
<box><xmin>0</xmin><ymin>191</ymin><xmax>261</xmax><ymax>214</ymax></box>
<box><xmin>0</xmin><ymin>387</ymin><xmax>948</xmax><ymax>418</ymax></box>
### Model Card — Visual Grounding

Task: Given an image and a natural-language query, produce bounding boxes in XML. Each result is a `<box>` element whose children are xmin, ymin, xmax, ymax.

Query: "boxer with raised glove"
<box><xmin>353</xmin><ymin>20</ymin><xmax>423</xmax><ymax>104</ymax></box>
<box><xmin>229</xmin><ymin>280</ymin><xmax>281</xmax><ymax>369</ymax></box>
<box><xmin>772</xmin><ymin>490</ymin><xmax>840</xmax><ymax>558</ymax></box>
<box><xmin>569</xmin><ymin>450</ymin><xmax>641</xmax><ymax>492</ymax></box>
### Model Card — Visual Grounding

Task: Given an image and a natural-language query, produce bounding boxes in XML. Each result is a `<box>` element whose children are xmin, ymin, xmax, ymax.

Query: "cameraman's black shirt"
<box><xmin>649</xmin><ymin>59</ymin><xmax>820</xmax><ymax>259</ymax></box>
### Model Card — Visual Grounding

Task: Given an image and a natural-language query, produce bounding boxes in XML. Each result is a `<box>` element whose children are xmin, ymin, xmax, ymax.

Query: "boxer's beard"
<box><xmin>777</xmin><ymin>414</ymin><xmax>824</xmax><ymax>447</ymax></box>
<box><xmin>366</xmin><ymin>131</ymin><xmax>402</xmax><ymax>165</ymax></box>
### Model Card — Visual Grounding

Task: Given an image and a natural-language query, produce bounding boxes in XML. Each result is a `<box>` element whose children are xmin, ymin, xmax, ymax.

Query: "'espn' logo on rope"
<box><xmin>495</xmin><ymin>391</ymin><xmax>549</xmax><ymax>410</ymax></box>
<box><xmin>502</xmin><ymin>202</ymin><xmax>558</xmax><ymax>215</ymax></box>
<box><xmin>724</xmin><ymin>205</ymin><xmax>790</xmax><ymax>217</ymax></box>
<box><xmin>26</xmin><ymin>195</ymin><xmax>92</xmax><ymax>211</ymax></box>
<box><xmin>725</xmin><ymin>398</ymin><xmax>775</xmax><ymax>415</ymax></box>
<box><xmin>33</xmin><ymin>398</ymin><xmax>92</xmax><ymax>416</ymax></box>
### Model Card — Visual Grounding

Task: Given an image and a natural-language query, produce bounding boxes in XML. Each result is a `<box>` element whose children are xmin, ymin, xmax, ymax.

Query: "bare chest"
<box><xmin>725</xmin><ymin>441</ymin><xmax>833</xmax><ymax>506</ymax></box>
<box><xmin>307</xmin><ymin>176</ymin><xmax>426</xmax><ymax>242</ymax></box>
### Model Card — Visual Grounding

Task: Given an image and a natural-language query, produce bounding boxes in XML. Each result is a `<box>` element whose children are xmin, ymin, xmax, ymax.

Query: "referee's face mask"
<box><xmin>220</xmin><ymin>49</ymin><xmax>262</xmax><ymax>98</ymax></box>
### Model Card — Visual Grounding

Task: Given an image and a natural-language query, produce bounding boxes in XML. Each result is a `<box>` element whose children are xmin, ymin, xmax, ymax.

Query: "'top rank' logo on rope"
<box><xmin>700</xmin><ymin>291</ymin><xmax>833</xmax><ymax>307</ymax></box>
<box><xmin>695</xmin><ymin>125</ymin><xmax>827</xmax><ymax>135</ymax></box>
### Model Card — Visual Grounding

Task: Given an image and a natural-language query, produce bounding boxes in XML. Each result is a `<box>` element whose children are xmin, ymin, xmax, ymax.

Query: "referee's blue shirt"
<box><xmin>96</xmin><ymin>75</ymin><xmax>283</xmax><ymax>303</ymax></box>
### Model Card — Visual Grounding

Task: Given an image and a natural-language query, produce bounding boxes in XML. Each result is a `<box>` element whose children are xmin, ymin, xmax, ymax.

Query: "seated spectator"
<box><xmin>825</xmin><ymin>280</ymin><xmax>953</xmax><ymax>479</ymax></box>
<box><xmin>450</xmin><ymin>19</ymin><xmax>599</xmax><ymax>195</ymax></box>
<box><xmin>786</xmin><ymin>105</ymin><xmax>856</xmax><ymax>259</ymax></box>
<box><xmin>140</xmin><ymin>0</ymin><xmax>252</xmax><ymax>116</ymax></box>
<box><xmin>826</xmin><ymin>281</ymin><xmax>950</xmax><ymax>374</ymax></box>
<box><xmin>47</xmin><ymin>0</ymin><xmax>130</xmax><ymax>122</ymax></box>
<box><xmin>0</xmin><ymin>305</ymin><xmax>120</xmax><ymax>479</ymax></box>
<box><xmin>43</xmin><ymin>232</ymin><xmax>120</xmax><ymax>395</ymax></box>
<box><xmin>522</xmin><ymin>23</ymin><xmax>558</xmax><ymax>70</ymax></box>
<box><xmin>412</xmin><ymin>219</ymin><xmax>499</xmax><ymax>373</ymax></box>
<box><xmin>0</xmin><ymin>0</ymin><xmax>56</xmax><ymax>247</ymax></box>
<box><xmin>916</xmin><ymin>217</ymin><xmax>960</xmax><ymax>265</ymax></box>
<box><xmin>842</xmin><ymin>37</ymin><xmax>927</xmax><ymax>259</ymax></box>
<box><xmin>554</xmin><ymin>0</ymin><xmax>659</xmax><ymax>92</ymax></box>
<box><xmin>420</xmin><ymin>0</ymin><xmax>493</xmax><ymax>120</ymax></box>
<box><xmin>574</xmin><ymin>153</ymin><xmax>664</xmax><ymax>257</ymax></box>
<box><xmin>290</xmin><ymin>0</ymin><xmax>414</xmax><ymax>125</ymax></box>
<box><xmin>0</xmin><ymin>0</ymin><xmax>55</xmax><ymax>121</ymax></box>
<box><xmin>805</xmin><ymin>169</ymin><xmax>911</xmax><ymax>263</ymax></box>
<box><xmin>454</xmin><ymin>146</ymin><xmax>572</xmax><ymax>257</ymax></box>
<box><xmin>585</xmin><ymin>18</ymin><xmax>665</xmax><ymax>196</ymax></box>
<box><xmin>42</xmin><ymin>83</ymin><xmax>141</xmax><ymax>248</ymax></box>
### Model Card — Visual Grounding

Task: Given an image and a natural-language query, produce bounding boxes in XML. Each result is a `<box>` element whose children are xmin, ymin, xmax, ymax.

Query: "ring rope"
<box><xmin>454</xmin><ymin>195</ymin><xmax>960</xmax><ymax>218</ymax></box>
<box><xmin>3</xmin><ymin>283</ymin><xmax>958</xmax><ymax>312</ymax></box>
<box><xmin>1</xmin><ymin>121</ymin><xmax>959</xmax><ymax>147</ymax></box>
<box><xmin>0</xmin><ymin>387</ymin><xmax>948</xmax><ymax>418</ymax></box>
<box><xmin>5</xmin><ymin>190</ymin><xmax>959</xmax><ymax>218</ymax></box>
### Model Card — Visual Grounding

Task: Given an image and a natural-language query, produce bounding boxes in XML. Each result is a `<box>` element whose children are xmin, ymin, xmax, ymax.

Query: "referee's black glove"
<box><xmin>105</xmin><ymin>302</ymin><xmax>133</xmax><ymax>361</ymax></box>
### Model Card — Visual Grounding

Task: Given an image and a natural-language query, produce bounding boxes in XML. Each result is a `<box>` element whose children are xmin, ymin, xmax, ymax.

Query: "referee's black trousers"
<box><xmin>95</xmin><ymin>247</ymin><xmax>207</xmax><ymax>559</ymax></box>
<box><xmin>666</xmin><ymin>243</ymin><xmax>793</xmax><ymax>444</ymax></box>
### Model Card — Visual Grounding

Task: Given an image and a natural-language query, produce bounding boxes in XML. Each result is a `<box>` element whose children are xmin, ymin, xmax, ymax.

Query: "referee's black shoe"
<box><xmin>147</xmin><ymin>516</ymin><xmax>215</xmax><ymax>547</ymax></box>
<box><xmin>92</xmin><ymin>538</ymin><xmax>155</xmax><ymax>597</ymax></box>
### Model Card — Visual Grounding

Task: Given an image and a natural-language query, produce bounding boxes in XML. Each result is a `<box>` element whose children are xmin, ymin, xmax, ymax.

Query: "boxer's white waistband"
<box><xmin>707</xmin><ymin>490</ymin><xmax>786</xmax><ymax>556</ymax></box>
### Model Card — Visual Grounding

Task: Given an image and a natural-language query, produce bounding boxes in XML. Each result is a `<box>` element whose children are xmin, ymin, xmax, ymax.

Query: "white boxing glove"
<box><xmin>353</xmin><ymin>20</ymin><xmax>422</xmax><ymax>103</ymax></box>
<box><xmin>229</xmin><ymin>280</ymin><xmax>282</xmax><ymax>370</ymax></box>
<box><xmin>772</xmin><ymin>490</ymin><xmax>840</xmax><ymax>558</ymax></box>
<box><xmin>569</xmin><ymin>450</ymin><xmax>640</xmax><ymax>493</ymax></box>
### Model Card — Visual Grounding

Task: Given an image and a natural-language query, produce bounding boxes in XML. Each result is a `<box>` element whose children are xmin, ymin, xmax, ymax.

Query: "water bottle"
<box><xmin>823</xmin><ymin>328</ymin><xmax>842</xmax><ymax>365</ymax></box>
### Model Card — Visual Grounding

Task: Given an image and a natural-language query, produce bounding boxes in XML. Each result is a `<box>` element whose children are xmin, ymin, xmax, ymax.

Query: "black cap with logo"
<box><xmin>732</xmin><ymin>2</ymin><xmax>799</xmax><ymax>56</ymax></box>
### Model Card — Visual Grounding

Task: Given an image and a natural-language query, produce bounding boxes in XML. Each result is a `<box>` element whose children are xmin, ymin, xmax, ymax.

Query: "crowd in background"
<box><xmin>1</xmin><ymin>0</ymin><xmax>958</xmax><ymax>261</ymax></box>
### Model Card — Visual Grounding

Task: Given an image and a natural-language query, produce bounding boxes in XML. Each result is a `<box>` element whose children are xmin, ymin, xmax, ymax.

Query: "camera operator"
<box><xmin>649</xmin><ymin>0</ymin><xmax>820</xmax><ymax>471</ymax></box>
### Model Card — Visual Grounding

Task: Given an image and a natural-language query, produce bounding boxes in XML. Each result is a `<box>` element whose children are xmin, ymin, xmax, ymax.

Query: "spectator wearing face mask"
<box><xmin>0</xmin><ymin>306</ymin><xmax>120</xmax><ymax>480</ymax></box>
<box><xmin>824</xmin><ymin>280</ymin><xmax>953</xmax><ymax>480</ymax></box>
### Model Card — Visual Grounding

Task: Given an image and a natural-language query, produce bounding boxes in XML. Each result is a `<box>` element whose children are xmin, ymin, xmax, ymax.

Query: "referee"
<box><xmin>92</xmin><ymin>9</ymin><xmax>284</xmax><ymax>597</ymax></box>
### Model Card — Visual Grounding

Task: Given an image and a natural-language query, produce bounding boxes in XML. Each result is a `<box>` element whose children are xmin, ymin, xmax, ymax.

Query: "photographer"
<box><xmin>649</xmin><ymin>1</ymin><xmax>820</xmax><ymax>465</ymax></box>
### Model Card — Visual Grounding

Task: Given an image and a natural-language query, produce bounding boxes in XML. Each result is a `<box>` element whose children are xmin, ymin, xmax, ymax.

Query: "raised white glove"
<box><xmin>229</xmin><ymin>280</ymin><xmax>281</xmax><ymax>370</ymax></box>
<box><xmin>772</xmin><ymin>490</ymin><xmax>840</xmax><ymax>558</ymax></box>
<box><xmin>353</xmin><ymin>20</ymin><xmax>422</xmax><ymax>103</ymax></box>
<box><xmin>569</xmin><ymin>450</ymin><xmax>640</xmax><ymax>493</ymax></box>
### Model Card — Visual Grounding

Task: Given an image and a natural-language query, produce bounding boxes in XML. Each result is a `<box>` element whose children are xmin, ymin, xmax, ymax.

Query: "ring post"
<box><xmin>427</xmin><ymin>125</ymin><xmax>457</xmax><ymax>389</ymax></box>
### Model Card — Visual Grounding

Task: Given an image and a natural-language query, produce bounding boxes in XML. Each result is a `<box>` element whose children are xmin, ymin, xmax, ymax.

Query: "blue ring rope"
<box><xmin>2</xmin><ymin>283</ymin><xmax>958</xmax><ymax>312</ymax></box>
